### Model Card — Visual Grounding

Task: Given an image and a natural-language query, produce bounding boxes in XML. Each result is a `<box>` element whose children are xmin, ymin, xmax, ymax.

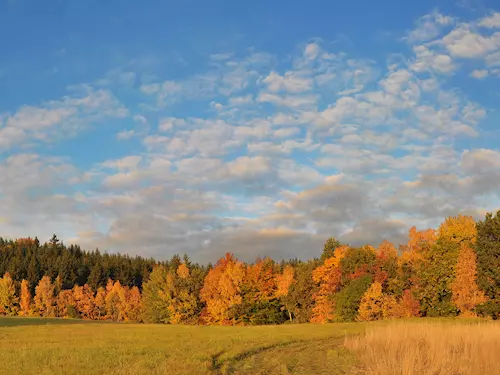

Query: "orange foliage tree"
<box><xmin>200</xmin><ymin>253</ymin><xmax>245</xmax><ymax>325</ymax></box>
<box><xmin>451</xmin><ymin>244</ymin><xmax>487</xmax><ymax>316</ymax></box>
<box><xmin>275</xmin><ymin>265</ymin><xmax>295</xmax><ymax>321</ymax></box>
<box><xmin>73</xmin><ymin>284</ymin><xmax>96</xmax><ymax>319</ymax></box>
<box><xmin>310</xmin><ymin>245</ymin><xmax>347</xmax><ymax>323</ymax></box>
<box><xmin>57</xmin><ymin>289</ymin><xmax>77</xmax><ymax>318</ymax></box>
<box><xmin>19</xmin><ymin>279</ymin><xmax>32</xmax><ymax>316</ymax></box>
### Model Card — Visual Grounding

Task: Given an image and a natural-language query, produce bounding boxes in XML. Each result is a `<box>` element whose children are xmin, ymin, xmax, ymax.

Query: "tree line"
<box><xmin>0</xmin><ymin>211</ymin><xmax>499</xmax><ymax>323</ymax></box>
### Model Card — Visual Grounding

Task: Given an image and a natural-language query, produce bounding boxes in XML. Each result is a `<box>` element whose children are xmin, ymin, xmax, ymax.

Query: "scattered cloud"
<box><xmin>1</xmin><ymin>9</ymin><xmax>500</xmax><ymax>262</ymax></box>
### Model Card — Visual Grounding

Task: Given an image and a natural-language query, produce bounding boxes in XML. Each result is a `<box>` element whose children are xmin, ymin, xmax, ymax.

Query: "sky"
<box><xmin>0</xmin><ymin>0</ymin><xmax>500</xmax><ymax>262</ymax></box>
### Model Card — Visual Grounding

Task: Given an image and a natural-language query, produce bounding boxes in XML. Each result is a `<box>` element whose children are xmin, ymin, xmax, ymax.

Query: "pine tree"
<box><xmin>476</xmin><ymin>210</ymin><xmax>500</xmax><ymax>319</ymax></box>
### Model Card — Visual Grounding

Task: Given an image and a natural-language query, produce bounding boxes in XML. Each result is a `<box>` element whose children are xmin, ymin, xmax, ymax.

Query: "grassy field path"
<box><xmin>0</xmin><ymin>318</ymin><xmax>362</xmax><ymax>375</ymax></box>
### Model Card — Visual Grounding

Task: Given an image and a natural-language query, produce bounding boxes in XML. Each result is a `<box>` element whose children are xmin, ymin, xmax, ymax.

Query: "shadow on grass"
<box><xmin>0</xmin><ymin>317</ymin><xmax>102</xmax><ymax>328</ymax></box>
<box><xmin>209</xmin><ymin>337</ymin><xmax>347</xmax><ymax>374</ymax></box>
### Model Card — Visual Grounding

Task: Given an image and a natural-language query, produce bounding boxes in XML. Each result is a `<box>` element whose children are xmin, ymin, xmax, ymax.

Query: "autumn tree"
<box><xmin>142</xmin><ymin>266</ymin><xmax>172</xmax><ymax>323</ymax></box>
<box><xmin>73</xmin><ymin>284</ymin><xmax>96</xmax><ymax>319</ymax></box>
<box><xmin>57</xmin><ymin>289</ymin><xmax>77</xmax><ymax>318</ymax></box>
<box><xmin>105</xmin><ymin>279</ymin><xmax>125</xmax><ymax>321</ymax></box>
<box><xmin>357</xmin><ymin>282</ymin><xmax>384</xmax><ymax>321</ymax></box>
<box><xmin>93</xmin><ymin>287</ymin><xmax>107</xmax><ymax>320</ymax></box>
<box><xmin>200</xmin><ymin>253</ymin><xmax>245</xmax><ymax>325</ymax></box>
<box><xmin>34</xmin><ymin>275</ymin><xmax>56</xmax><ymax>317</ymax></box>
<box><xmin>19</xmin><ymin>279</ymin><xmax>32</xmax><ymax>316</ymax></box>
<box><xmin>234</xmin><ymin>258</ymin><xmax>286</xmax><ymax>325</ymax></box>
<box><xmin>417</xmin><ymin>216</ymin><xmax>476</xmax><ymax>317</ymax></box>
<box><xmin>275</xmin><ymin>265</ymin><xmax>295</xmax><ymax>321</ymax></box>
<box><xmin>142</xmin><ymin>262</ymin><xmax>202</xmax><ymax>324</ymax></box>
<box><xmin>122</xmin><ymin>286</ymin><xmax>142</xmax><ymax>322</ymax></box>
<box><xmin>0</xmin><ymin>273</ymin><xmax>18</xmax><ymax>315</ymax></box>
<box><xmin>339</xmin><ymin>246</ymin><xmax>376</xmax><ymax>282</ymax></box>
<box><xmin>397</xmin><ymin>289</ymin><xmax>421</xmax><ymax>318</ymax></box>
<box><xmin>311</xmin><ymin>246</ymin><xmax>347</xmax><ymax>323</ymax></box>
<box><xmin>450</xmin><ymin>244</ymin><xmax>486</xmax><ymax>316</ymax></box>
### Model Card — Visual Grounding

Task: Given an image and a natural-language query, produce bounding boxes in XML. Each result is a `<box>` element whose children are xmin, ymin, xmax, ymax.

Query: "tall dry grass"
<box><xmin>345</xmin><ymin>321</ymin><xmax>500</xmax><ymax>375</ymax></box>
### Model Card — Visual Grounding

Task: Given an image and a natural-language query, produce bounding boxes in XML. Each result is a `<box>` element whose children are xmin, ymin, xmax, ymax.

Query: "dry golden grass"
<box><xmin>345</xmin><ymin>320</ymin><xmax>500</xmax><ymax>375</ymax></box>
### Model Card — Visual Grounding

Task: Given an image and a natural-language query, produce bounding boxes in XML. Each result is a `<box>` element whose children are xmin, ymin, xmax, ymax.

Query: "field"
<box><xmin>0</xmin><ymin>317</ymin><xmax>362</xmax><ymax>375</ymax></box>
<box><xmin>1</xmin><ymin>318</ymin><xmax>500</xmax><ymax>375</ymax></box>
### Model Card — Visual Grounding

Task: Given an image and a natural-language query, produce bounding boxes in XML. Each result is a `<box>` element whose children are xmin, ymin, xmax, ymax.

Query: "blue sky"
<box><xmin>1</xmin><ymin>0</ymin><xmax>500</xmax><ymax>261</ymax></box>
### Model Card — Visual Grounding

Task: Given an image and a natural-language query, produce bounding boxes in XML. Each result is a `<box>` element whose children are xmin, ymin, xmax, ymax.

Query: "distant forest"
<box><xmin>0</xmin><ymin>210</ymin><xmax>499</xmax><ymax>324</ymax></box>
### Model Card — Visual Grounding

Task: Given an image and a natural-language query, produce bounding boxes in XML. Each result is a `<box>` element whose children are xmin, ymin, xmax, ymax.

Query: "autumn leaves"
<box><xmin>0</xmin><ymin>211</ymin><xmax>499</xmax><ymax>324</ymax></box>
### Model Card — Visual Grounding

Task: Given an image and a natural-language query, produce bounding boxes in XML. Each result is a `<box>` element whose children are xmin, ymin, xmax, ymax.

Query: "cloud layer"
<box><xmin>1</xmin><ymin>10</ymin><xmax>499</xmax><ymax>262</ymax></box>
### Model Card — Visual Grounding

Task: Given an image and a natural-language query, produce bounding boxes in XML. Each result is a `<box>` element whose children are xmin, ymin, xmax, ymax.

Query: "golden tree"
<box><xmin>19</xmin><ymin>279</ymin><xmax>32</xmax><ymax>316</ymax></box>
<box><xmin>438</xmin><ymin>215</ymin><xmax>477</xmax><ymax>245</ymax></box>
<box><xmin>200</xmin><ymin>253</ymin><xmax>245</xmax><ymax>325</ymax></box>
<box><xmin>34</xmin><ymin>276</ymin><xmax>55</xmax><ymax>317</ymax></box>
<box><xmin>73</xmin><ymin>284</ymin><xmax>95</xmax><ymax>319</ymax></box>
<box><xmin>0</xmin><ymin>273</ymin><xmax>18</xmax><ymax>315</ymax></box>
<box><xmin>451</xmin><ymin>244</ymin><xmax>487</xmax><ymax>316</ymax></box>
<box><xmin>357</xmin><ymin>282</ymin><xmax>384</xmax><ymax>321</ymax></box>
<box><xmin>275</xmin><ymin>265</ymin><xmax>295</xmax><ymax>322</ymax></box>
<box><xmin>57</xmin><ymin>289</ymin><xmax>77</xmax><ymax>317</ymax></box>
<box><xmin>122</xmin><ymin>286</ymin><xmax>142</xmax><ymax>322</ymax></box>
<box><xmin>93</xmin><ymin>287</ymin><xmax>107</xmax><ymax>320</ymax></box>
<box><xmin>177</xmin><ymin>263</ymin><xmax>190</xmax><ymax>279</ymax></box>
<box><xmin>105</xmin><ymin>280</ymin><xmax>126</xmax><ymax>321</ymax></box>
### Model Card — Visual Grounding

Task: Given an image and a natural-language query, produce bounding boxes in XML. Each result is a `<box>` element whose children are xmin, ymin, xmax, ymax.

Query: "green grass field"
<box><xmin>0</xmin><ymin>317</ymin><xmax>363</xmax><ymax>375</ymax></box>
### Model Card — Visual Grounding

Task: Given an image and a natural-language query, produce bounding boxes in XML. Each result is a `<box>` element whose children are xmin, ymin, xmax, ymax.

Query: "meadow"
<box><xmin>1</xmin><ymin>317</ymin><xmax>499</xmax><ymax>375</ymax></box>
<box><xmin>0</xmin><ymin>317</ymin><xmax>362</xmax><ymax>375</ymax></box>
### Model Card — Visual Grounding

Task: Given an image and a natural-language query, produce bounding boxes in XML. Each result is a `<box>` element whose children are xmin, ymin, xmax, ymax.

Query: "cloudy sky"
<box><xmin>1</xmin><ymin>0</ymin><xmax>499</xmax><ymax>262</ymax></box>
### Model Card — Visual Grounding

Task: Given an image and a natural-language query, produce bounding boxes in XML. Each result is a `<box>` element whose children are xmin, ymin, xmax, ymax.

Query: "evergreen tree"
<box><xmin>476</xmin><ymin>210</ymin><xmax>500</xmax><ymax>319</ymax></box>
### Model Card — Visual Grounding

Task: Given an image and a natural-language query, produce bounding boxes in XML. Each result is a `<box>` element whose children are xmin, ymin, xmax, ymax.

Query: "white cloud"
<box><xmin>407</xmin><ymin>12</ymin><xmax>454</xmax><ymax>43</ymax></box>
<box><xmin>442</xmin><ymin>26</ymin><xmax>500</xmax><ymax>58</ymax></box>
<box><xmin>479</xmin><ymin>13</ymin><xmax>500</xmax><ymax>29</ymax></box>
<box><xmin>0</xmin><ymin>89</ymin><xmax>127</xmax><ymax>149</ymax></box>
<box><xmin>411</xmin><ymin>45</ymin><xmax>456</xmax><ymax>74</ymax></box>
<box><xmin>470</xmin><ymin>69</ymin><xmax>489</xmax><ymax>79</ymax></box>
<box><xmin>262</xmin><ymin>71</ymin><xmax>313</xmax><ymax>93</ymax></box>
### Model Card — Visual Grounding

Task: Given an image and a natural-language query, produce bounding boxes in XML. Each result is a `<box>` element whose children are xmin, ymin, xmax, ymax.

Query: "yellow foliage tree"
<box><xmin>200</xmin><ymin>253</ymin><xmax>245</xmax><ymax>325</ymax></box>
<box><xmin>177</xmin><ymin>263</ymin><xmax>190</xmax><ymax>279</ymax></box>
<box><xmin>0</xmin><ymin>273</ymin><xmax>18</xmax><ymax>316</ymax></box>
<box><xmin>34</xmin><ymin>275</ymin><xmax>55</xmax><ymax>317</ymax></box>
<box><xmin>105</xmin><ymin>280</ymin><xmax>126</xmax><ymax>321</ymax></box>
<box><xmin>451</xmin><ymin>244</ymin><xmax>487</xmax><ymax>316</ymax></box>
<box><xmin>357</xmin><ymin>282</ymin><xmax>384</xmax><ymax>321</ymax></box>
<box><xmin>438</xmin><ymin>215</ymin><xmax>477</xmax><ymax>245</ymax></box>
